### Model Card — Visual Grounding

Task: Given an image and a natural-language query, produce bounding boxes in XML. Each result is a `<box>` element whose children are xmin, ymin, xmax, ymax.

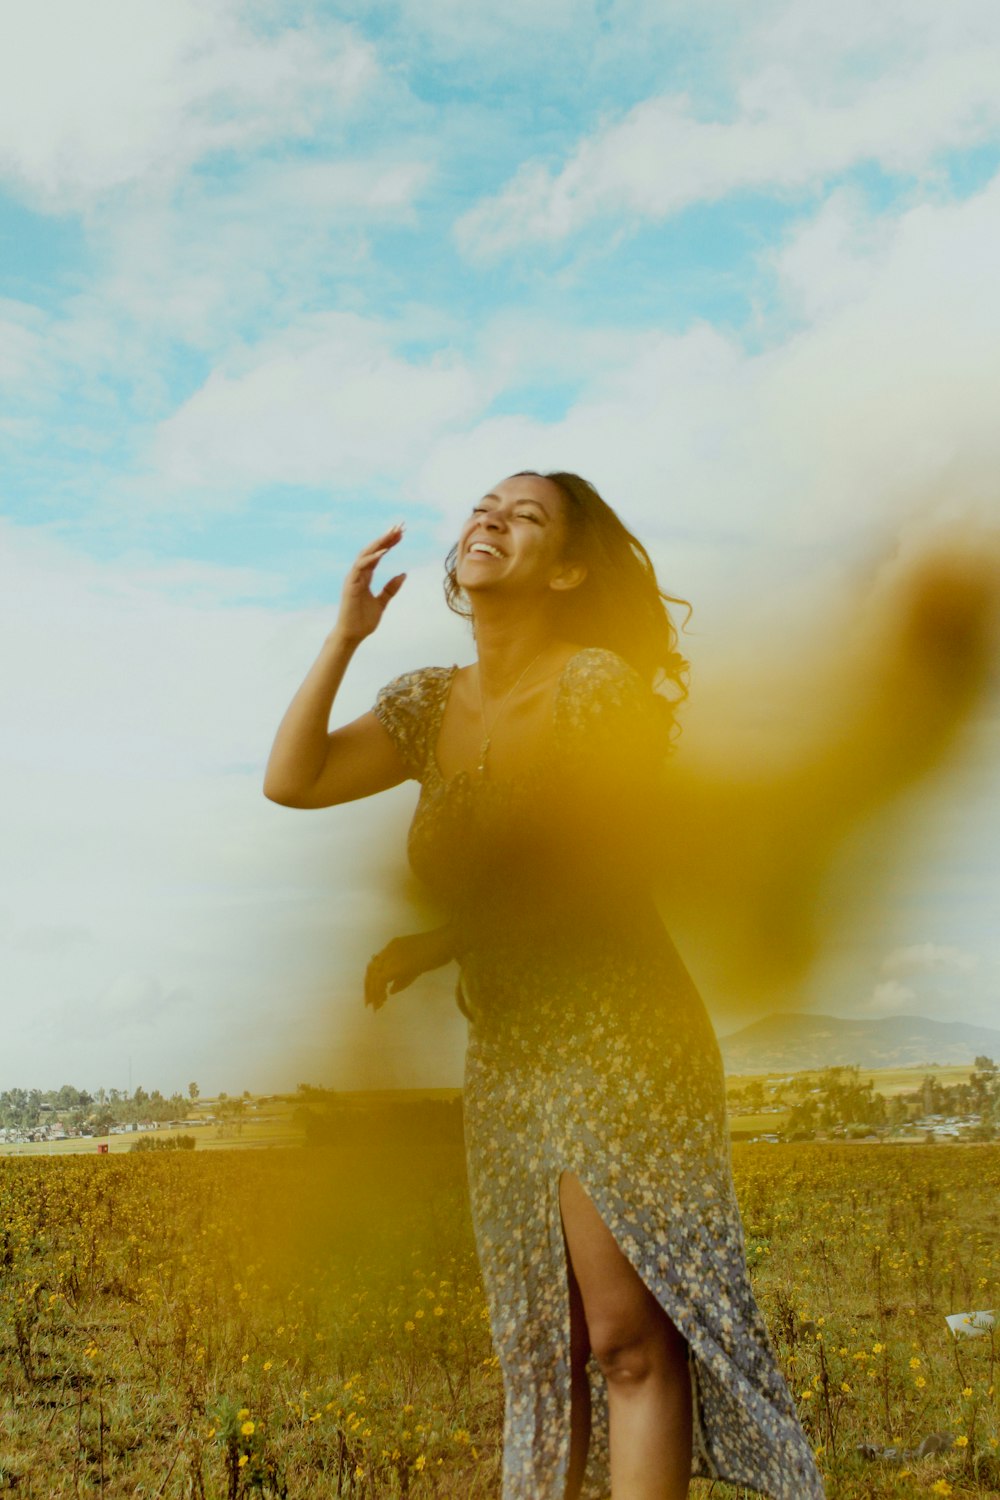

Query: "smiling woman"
<box><xmin>263</xmin><ymin>468</ymin><xmax>825</xmax><ymax>1500</ymax></box>
<box><xmin>445</xmin><ymin>471</ymin><xmax>690</xmax><ymax>703</ymax></box>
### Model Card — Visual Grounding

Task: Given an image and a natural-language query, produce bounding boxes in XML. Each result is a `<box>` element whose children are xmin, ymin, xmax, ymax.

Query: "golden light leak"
<box><xmin>304</xmin><ymin>519</ymin><xmax>1000</xmax><ymax>1097</ymax></box>
<box><xmin>657</xmin><ymin>526</ymin><xmax>1000</xmax><ymax>1006</ymax></box>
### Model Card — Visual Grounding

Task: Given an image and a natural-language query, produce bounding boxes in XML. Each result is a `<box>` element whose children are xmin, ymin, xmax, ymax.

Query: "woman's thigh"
<box><xmin>558</xmin><ymin>1170</ymin><xmax>688</xmax><ymax>1374</ymax></box>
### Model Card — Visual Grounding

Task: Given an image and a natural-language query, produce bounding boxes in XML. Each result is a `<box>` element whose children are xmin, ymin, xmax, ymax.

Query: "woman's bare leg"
<box><xmin>559</xmin><ymin>1171</ymin><xmax>692</xmax><ymax>1500</ymax></box>
<box><xmin>563</xmin><ymin>1252</ymin><xmax>592</xmax><ymax>1500</ymax></box>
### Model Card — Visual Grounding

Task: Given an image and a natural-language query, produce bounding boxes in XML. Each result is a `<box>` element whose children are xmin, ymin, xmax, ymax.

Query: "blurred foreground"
<box><xmin>656</xmin><ymin>530</ymin><xmax>1000</xmax><ymax>1007</ymax></box>
<box><xmin>2</xmin><ymin>1111</ymin><xmax>999</xmax><ymax>1497</ymax></box>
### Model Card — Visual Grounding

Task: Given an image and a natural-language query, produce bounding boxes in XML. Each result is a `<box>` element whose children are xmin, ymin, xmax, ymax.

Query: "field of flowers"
<box><xmin>1</xmin><ymin>1118</ymin><xmax>998</xmax><ymax>1498</ymax></box>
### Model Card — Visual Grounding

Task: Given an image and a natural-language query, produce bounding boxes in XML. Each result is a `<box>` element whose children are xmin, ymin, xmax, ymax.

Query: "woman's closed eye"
<box><xmin>471</xmin><ymin>504</ymin><xmax>541</xmax><ymax>523</ymax></box>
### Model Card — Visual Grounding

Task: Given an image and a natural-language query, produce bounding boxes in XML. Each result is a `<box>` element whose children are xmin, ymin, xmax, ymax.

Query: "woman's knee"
<box><xmin>588</xmin><ymin>1298</ymin><xmax>688</xmax><ymax>1388</ymax></box>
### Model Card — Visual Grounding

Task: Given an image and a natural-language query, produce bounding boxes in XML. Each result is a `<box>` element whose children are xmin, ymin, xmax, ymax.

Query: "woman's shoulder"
<box><xmin>376</xmin><ymin>663</ymin><xmax>454</xmax><ymax>702</ymax></box>
<box><xmin>561</xmin><ymin>645</ymin><xmax>642</xmax><ymax>689</ymax></box>
<box><xmin>374</xmin><ymin>664</ymin><xmax>455</xmax><ymax>727</ymax></box>
<box><xmin>556</xmin><ymin>646</ymin><xmax>674</xmax><ymax>751</ymax></box>
<box><xmin>373</xmin><ymin>665</ymin><xmax>455</xmax><ymax>780</ymax></box>
<box><xmin>557</xmin><ymin>647</ymin><xmax>649</xmax><ymax>715</ymax></box>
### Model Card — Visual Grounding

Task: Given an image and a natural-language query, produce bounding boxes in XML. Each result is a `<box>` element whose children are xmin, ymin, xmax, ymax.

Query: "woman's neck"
<box><xmin>469</xmin><ymin>597</ymin><xmax>563</xmax><ymax>698</ymax></box>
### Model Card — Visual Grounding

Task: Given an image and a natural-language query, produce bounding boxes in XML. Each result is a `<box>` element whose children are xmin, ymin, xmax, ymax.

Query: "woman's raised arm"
<box><xmin>263</xmin><ymin>524</ymin><xmax>408</xmax><ymax>808</ymax></box>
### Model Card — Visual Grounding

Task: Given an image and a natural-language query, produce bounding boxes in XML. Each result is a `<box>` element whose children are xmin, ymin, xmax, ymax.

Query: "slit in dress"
<box><xmin>554</xmin><ymin>1167</ymin><xmax>719</xmax><ymax>1494</ymax></box>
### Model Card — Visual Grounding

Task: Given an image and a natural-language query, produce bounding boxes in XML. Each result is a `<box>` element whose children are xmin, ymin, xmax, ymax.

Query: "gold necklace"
<box><xmin>476</xmin><ymin>650</ymin><xmax>547</xmax><ymax>775</ymax></box>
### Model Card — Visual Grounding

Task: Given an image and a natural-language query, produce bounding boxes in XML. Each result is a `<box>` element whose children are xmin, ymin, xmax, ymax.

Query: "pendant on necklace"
<box><xmin>476</xmin><ymin>647</ymin><xmax>547</xmax><ymax>780</ymax></box>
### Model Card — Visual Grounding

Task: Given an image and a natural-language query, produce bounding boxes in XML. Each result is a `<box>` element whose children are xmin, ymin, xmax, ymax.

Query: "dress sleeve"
<box><xmin>372</xmin><ymin>666</ymin><xmax>452</xmax><ymax>783</ymax></box>
<box><xmin>554</xmin><ymin>647</ymin><xmax>674</xmax><ymax>773</ymax></box>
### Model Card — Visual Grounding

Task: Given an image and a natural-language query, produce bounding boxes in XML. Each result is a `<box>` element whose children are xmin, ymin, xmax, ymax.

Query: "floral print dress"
<box><xmin>373</xmin><ymin>648</ymin><xmax>825</xmax><ymax>1500</ymax></box>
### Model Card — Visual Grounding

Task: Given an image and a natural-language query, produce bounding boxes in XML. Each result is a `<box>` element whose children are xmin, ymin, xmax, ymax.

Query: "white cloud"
<box><xmin>425</xmin><ymin>170</ymin><xmax>1000</xmax><ymax>573</ymax></box>
<box><xmin>9</xmin><ymin>923</ymin><xmax>93</xmax><ymax>957</ymax></box>
<box><xmin>80</xmin><ymin>155</ymin><xmax>432</xmax><ymax>353</ymax></box>
<box><xmin>867</xmin><ymin>978</ymin><xmax>917</xmax><ymax>1012</ymax></box>
<box><xmin>0</xmin><ymin>0</ymin><xmax>376</xmax><ymax>210</ymax></box>
<box><xmin>755</xmin><ymin>0</ymin><xmax>1000</xmax><ymax>78</ymax></box>
<box><xmin>0</xmin><ymin>155</ymin><xmax>435</xmax><ymax>446</ymax></box>
<box><xmin>882</xmin><ymin>943</ymin><xmax>979</xmax><ymax>976</ymax></box>
<box><xmin>456</xmin><ymin>9</ymin><xmax>1000</xmax><ymax>258</ymax></box>
<box><xmin>770</xmin><ymin>187</ymin><xmax>896</xmax><ymax>322</ymax></box>
<box><xmin>152</xmin><ymin>312</ymin><xmax>491</xmax><ymax>494</ymax></box>
<box><xmin>0</xmin><ymin>300</ymin><xmax>49</xmax><ymax>386</ymax></box>
<box><xmin>31</xmin><ymin>156</ymin><xmax>1000</xmax><ymax>603</ymax></box>
<box><xmin>0</xmin><ymin>518</ymin><xmax>469</xmax><ymax>1093</ymax></box>
<box><xmin>92</xmin><ymin>971</ymin><xmax>193</xmax><ymax>1031</ymax></box>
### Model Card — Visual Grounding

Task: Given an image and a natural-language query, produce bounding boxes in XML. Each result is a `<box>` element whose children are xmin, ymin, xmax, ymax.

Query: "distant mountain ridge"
<box><xmin>718</xmin><ymin>1011</ymin><xmax>1000</xmax><ymax>1074</ymax></box>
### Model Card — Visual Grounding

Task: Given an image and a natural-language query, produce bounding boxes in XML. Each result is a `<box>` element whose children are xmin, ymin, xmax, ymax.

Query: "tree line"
<box><xmin>0</xmin><ymin>1081</ymin><xmax>204</xmax><ymax>1134</ymax></box>
<box><xmin>727</xmin><ymin>1058</ymin><xmax>1000</xmax><ymax>1139</ymax></box>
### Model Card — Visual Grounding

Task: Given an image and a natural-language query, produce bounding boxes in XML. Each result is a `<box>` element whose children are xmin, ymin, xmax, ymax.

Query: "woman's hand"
<box><xmin>262</xmin><ymin>519</ymin><xmax>409</xmax><ymax>808</ymax></box>
<box><xmin>335</xmin><ymin>523</ymin><xmax>407</xmax><ymax>646</ymax></box>
<box><xmin>364</xmin><ymin>925</ymin><xmax>456</xmax><ymax>1011</ymax></box>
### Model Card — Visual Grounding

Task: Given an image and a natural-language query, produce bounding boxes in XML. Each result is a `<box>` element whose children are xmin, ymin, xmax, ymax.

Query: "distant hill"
<box><xmin>718</xmin><ymin>1011</ymin><xmax>1000</xmax><ymax>1074</ymax></box>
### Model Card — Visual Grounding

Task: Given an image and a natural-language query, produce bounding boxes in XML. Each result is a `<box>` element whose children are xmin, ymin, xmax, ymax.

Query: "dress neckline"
<box><xmin>426</xmin><ymin>649</ymin><xmax>592</xmax><ymax>788</ymax></box>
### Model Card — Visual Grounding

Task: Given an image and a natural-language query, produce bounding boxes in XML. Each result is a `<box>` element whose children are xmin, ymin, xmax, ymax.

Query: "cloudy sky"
<box><xmin>2</xmin><ymin>0</ymin><xmax>999</xmax><ymax>1095</ymax></box>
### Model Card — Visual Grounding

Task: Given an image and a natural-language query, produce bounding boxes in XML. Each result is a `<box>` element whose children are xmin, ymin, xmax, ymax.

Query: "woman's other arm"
<box><xmin>263</xmin><ymin>525</ymin><xmax>408</xmax><ymax>808</ymax></box>
<box><xmin>363</xmin><ymin>922</ymin><xmax>460</xmax><ymax>1010</ymax></box>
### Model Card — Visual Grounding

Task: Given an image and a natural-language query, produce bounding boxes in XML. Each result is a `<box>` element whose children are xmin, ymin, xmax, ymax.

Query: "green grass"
<box><xmin>2</xmin><ymin>1126</ymin><xmax>999</xmax><ymax>1497</ymax></box>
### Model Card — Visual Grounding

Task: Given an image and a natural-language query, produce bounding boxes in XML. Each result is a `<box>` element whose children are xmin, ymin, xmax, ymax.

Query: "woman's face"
<box><xmin>455</xmin><ymin>474</ymin><xmax>580</xmax><ymax>599</ymax></box>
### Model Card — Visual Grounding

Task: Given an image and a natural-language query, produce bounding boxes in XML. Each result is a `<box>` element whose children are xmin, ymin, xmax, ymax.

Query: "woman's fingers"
<box><xmin>377</xmin><ymin>572</ymin><xmax>407</xmax><ymax>605</ymax></box>
<box><xmin>356</xmin><ymin>524</ymin><xmax>404</xmax><ymax>568</ymax></box>
<box><xmin>351</xmin><ymin>549</ymin><xmax>389</xmax><ymax>585</ymax></box>
<box><xmin>365</xmin><ymin>937</ymin><xmax>421</xmax><ymax>1008</ymax></box>
<box><xmin>337</xmin><ymin>523</ymin><xmax>406</xmax><ymax>642</ymax></box>
<box><xmin>349</xmin><ymin>528</ymin><xmax>405</xmax><ymax>594</ymax></box>
<box><xmin>364</xmin><ymin>953</ymin><xmax>387</xmax><ymax>1009</ymax></box>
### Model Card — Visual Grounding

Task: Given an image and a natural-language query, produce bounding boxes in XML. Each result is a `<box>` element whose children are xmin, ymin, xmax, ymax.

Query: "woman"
<box><xmin>264</xmin><ymin>470</ymin><xmax>826</xmax><ymax>1500</ymax></box>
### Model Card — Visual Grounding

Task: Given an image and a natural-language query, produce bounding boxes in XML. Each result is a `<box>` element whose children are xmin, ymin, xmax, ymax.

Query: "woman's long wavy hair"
<box><xmin>444</xmin><ymin>470</ymin><xmax>691</xmax><ymax>707</ymax></box>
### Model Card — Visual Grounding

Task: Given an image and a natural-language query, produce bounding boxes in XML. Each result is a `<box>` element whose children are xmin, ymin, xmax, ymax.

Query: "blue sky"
<box><xmin>2</xmin><ymin>0</ymin><xmax>999</xmax><ymax>1093</ymax></box>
